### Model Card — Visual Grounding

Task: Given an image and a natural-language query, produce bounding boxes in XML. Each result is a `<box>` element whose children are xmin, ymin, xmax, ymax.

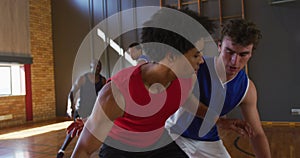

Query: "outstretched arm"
<box><xmin>240</xmin><ymin>80</ymin><xmax>271</xmax><ymax>158</ymax></box>
<box><xmin>183</xmin><ymin>94</ymin><xmax>253</xmax><ymax>137</ymax></box>
<box><xmin>67</xmin><ymin>75</ymin><xmax>86</xmax><ymax>118</ymax></box>
<box><xmin>66</xmin><ymin>91</ymin><xmax>75</xmax><ymax>118</ymax></box>
<box><xmin>70</xmin><ymin>74</ymin><xmax>86</xmax><ymax>99</ymax></box>
<box><xmin>71</xmin><ymin>82</ymin><xmax>124</xmax><ymax>157</ymax></box>
<box><xmin>71</xmin><ymin>126</ymin><xmax>101</xmax><ymax>157</ymax></box>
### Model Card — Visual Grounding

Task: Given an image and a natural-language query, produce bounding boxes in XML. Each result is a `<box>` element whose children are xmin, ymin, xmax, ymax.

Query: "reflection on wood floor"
<box><xmin>0</xmin><ymin>118</ymin><xmax>77</xmax><ymax>158</ymax></box>
<box><xmin>0</xmin><ymin>118</ymin><xmax>299</xmax><ymax>158</ymax></box>
<box><xmin>220</xmin><ymin>122</ymin><xmax>300</xmax><ymax>158</ymax></box>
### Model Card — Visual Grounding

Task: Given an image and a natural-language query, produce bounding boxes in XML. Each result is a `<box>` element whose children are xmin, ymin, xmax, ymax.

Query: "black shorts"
<box><xmin>99</xmin><ymin>141</ymin><xmax>188</xmax><ymax>158</ymax></box>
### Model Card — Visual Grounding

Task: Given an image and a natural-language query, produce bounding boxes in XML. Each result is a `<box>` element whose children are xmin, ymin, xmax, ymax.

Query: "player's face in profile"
<box><xmin>174</xmin><ymin>47</ymin><xmax>204</xmax><ymax>78</ymax></box>
<box><xmin>128</xmin><ymin>47</ymin><xmax>141</xmax><ymax>60</ymax></box>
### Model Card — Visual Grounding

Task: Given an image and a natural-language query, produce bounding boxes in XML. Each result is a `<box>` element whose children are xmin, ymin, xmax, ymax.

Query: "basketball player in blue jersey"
<box><xmin>166</xmin><ymin>19</ymin><xmax>271</xmax><ymax>158</ymax></box>
<box><xmin>128</xmin><ymin>42</ymin><xmax>150</xmax><ymax>65</ymax></box>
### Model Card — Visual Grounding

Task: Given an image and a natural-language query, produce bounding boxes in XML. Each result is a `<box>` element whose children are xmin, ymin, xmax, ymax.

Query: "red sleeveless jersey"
<box><xmin>108</xmin><ymin>65</ymin><xmax>193</xmax><ymax>147</ymax></box>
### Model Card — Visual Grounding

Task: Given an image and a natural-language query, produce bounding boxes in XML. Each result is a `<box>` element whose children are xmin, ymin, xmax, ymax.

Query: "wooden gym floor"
<box><xmin>0</xmin><ymin>118</ymin><xmax>299</xmax><ymax>158</ymax></box>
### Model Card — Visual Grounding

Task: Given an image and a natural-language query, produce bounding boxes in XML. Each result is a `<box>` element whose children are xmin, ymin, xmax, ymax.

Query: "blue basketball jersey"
<box><xmin>169</xmin><ymin>57</ymin><xmax>249</xmax><ymax>141</ymax></box>
<box><xmin>137</xmin><ymin>54</ymin><xmax>150</xmax><ymax>63</ymax></box>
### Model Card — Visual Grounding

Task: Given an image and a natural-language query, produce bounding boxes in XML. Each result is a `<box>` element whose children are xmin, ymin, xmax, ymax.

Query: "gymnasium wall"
<box><xmin>29</xmin><ymin>0</ymin><xmax>56</xmax><ymax>123</ymax></box>
<box><xmin>245</xmin><ymin>0</ymin><xmax>300</xmax><ymax>121</ymax></box>
<box><xmin>0</xmin><ymin>0</ymin><xmax>56</xmax><ymax>128</ymax></box>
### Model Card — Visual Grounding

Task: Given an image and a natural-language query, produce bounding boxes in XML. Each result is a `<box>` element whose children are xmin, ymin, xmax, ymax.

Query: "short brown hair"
<box><xmin>220</xmin><ymin>19</ymin><xmax>262</xmax><ymax>50</ymax></box>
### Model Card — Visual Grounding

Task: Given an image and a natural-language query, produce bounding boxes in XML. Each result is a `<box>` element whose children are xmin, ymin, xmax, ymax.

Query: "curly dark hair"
<box><xmin>141</xmin><ymin>7</ymin><xmax>215</xmax><ymax>62</ymax></box>
<box><xmin>220</xmin><ymin>19</ymin><xmax>262</xmax><ymax>50</ymax></box>
<box><xmin>128</xmin><ymin>42</ymin><xmax>142</xmax><ymax>50</ymax></box>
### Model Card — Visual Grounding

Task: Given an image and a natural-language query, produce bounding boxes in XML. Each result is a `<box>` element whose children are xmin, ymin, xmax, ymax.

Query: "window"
<box><xmin>0</xmin><ymin>63</ymin><xmax>26</xmax><ymax>96</ymax></box>
<box><xmin>270</xmin><ymin>0</ymin><xmax>295</xmax><ymax>4</ymax></box>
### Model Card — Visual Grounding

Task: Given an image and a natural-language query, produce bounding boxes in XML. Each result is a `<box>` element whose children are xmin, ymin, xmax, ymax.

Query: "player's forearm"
<box><xmin>196</xmin><ymin>102</ymin><xmax>208</xmax><ymax>119</ymax></box>
<box><xmin>71</xmin><ymin>127</ymin><xmax>102</xmax><ymax>158</ymax></box>
<box><xmin>71</xmin><ymin>147</ymin><xmax>91</xmax><ymax>158</ymax></box>
<box><xmin>250</xmin><ymin>134</ymin><xmax>271</xmax><ymax>158</ymax></box>
<box><xmin>69</xmin><ymin>91</ymin><xmax>74</xmax><ymax>103</ymax></box>
<box><xmin>191</xmin><ymin>94</ymin><xmax>208</xmax><ymax>119</ymax></box>
<box><xmin>71</xmin><ymin>140</ymin><xmax>96</xmax><ymax>158</ymax></box>
<box><xmin>183</xmin><ymin>94</ymin><xmax>209</xmax><ymax>119</ymax></box>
